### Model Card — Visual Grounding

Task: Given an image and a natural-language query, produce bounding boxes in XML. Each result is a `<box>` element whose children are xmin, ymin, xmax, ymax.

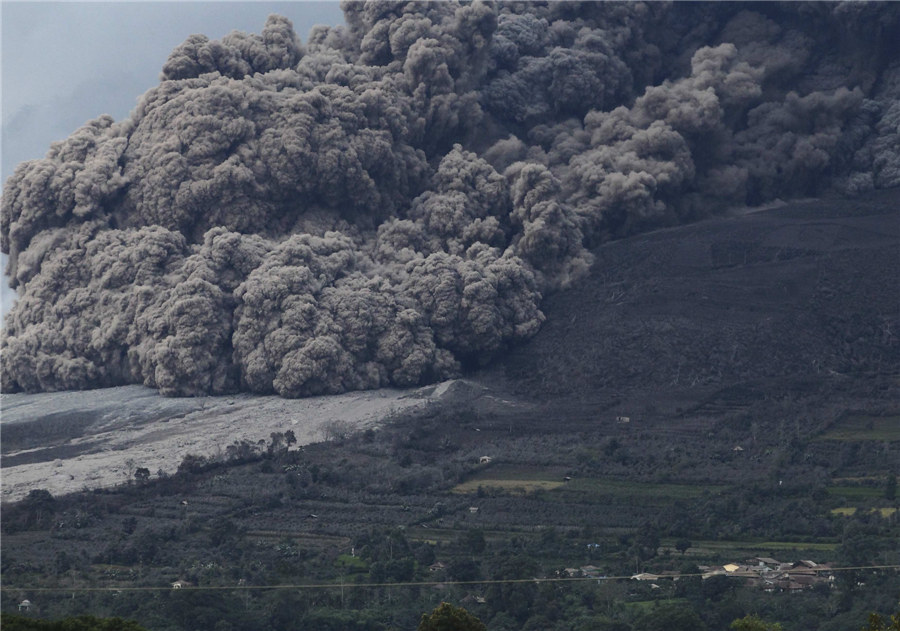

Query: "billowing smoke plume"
<box><xmin>3</xmin><ymin>2</ymin><xmax>898</xmax><ymax>397</ymax></box>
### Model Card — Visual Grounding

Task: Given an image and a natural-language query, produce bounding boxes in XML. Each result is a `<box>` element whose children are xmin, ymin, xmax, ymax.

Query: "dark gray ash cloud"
<box><xmin>2</xmin><ymin>2</ymin><xmax>898</xmax><ymax>397</ymax></box>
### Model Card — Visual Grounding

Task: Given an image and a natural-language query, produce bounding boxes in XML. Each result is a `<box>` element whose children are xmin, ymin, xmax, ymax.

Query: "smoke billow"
<box><xmin>2</xmin><ymin>2</ymin><xmax>898</xmax><ymax>397</ymax></box>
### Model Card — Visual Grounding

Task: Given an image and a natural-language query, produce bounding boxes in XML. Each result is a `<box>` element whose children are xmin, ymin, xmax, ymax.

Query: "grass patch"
<box><xmin>452</xmin><ymin>465</ymin><xmax>569</xmax><ymax>494</ymax></box>
<box><xmin>453</xmin><ymin>467</ymin><xmax>725</xmax><ymax>499</ymax></box>
<box><xmin>405</xmin><ymin>526</ymin><xmax>535</xmax><ymax>546</ymax></box>
<box><xmin>754</xmin><ymin>541</ymin><xmax>838</xmax><ymax>551</ymax></box>
<box><xmin>832</xmin><ymin>476</ymin><xmax>884</xmax><ymax>484</ymax></box>
<box><xmin>818</xmin><ymin>414</ymin><xmax>900</xmax><ymax>441</ymax></box>
<box><xmin>561</xmin><ymin>478</ymin><xmax>725</xmax><ymax>500</ymax></box>
<box><xmin>690</xmin><ymin>539</ymin><xmax>838</xmax><ymax>554</ymax></box>
<box><xmin>625</xmin><ymin>598</ymin><xmax>688</xmax><ymax>613</ymax></box>
<box><xmin>335</xmin><ymin>554</ymin><xmax>368</xmax><ymax>572</ymax></box>
<box><xmin>826</xmin><ymin>486</ymin><xmax>883</xmax><ymax>500</ymax></box>
<box><xmin>831</xmin><ymin>507</ymin><xmax>897</xmax><ymax>518</ymax></box>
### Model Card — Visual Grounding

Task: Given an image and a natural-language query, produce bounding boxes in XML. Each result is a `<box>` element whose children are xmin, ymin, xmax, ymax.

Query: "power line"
<box><xmin>4</xmin><ymin>564</ymin><xmax>898</xmax><ymax>593</ymax></box>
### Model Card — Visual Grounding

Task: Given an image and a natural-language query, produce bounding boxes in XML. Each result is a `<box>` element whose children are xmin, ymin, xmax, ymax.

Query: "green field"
<box><xmin>336</xmin><ymin>554</ymin><xmax>369</xmax><ymax>573</ymax></box>
<box><xmin>625</xmin><ymin>598</ymin><xmax>689</xmax><ymax>613</ymax></box>
<box><xmin>452</xmin><ymin>464</ymin><xmax>570</xmax><ymax>494</ymax></box>
<box><xmin>818</xmin><ymin>414</ymin><xmax>900</xmax><ymax>441</ymax></box>
<box><xmin>452</xmin><ymin>465</ymin><xmax>726</xmax><ymax>500</ymax></box>
<box><xmin>561</xmin><ymin>478</ymin><xmax>726</xmax><ymax>499</ymax></box>
<box><xmin>685</xmin><ymin>539</ymin><xmax>839</xmax><ymax>554</ymax></box>
<box><xmin>825</xmin><ymin>486</ymin><xmax>884</xmax><ymax>500</ymax></box>
<box><xmin>832</xmin><ymin>476</ymin><xmax>884</xmax><ymax>484</ymax></box>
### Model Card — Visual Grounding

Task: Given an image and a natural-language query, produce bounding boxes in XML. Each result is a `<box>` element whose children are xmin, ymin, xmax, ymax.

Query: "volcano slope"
<box><xmin>482</xmin><ymin>188</ymin><xmax>899</xmax><ymax>426</ymax></box>
<box><xmin>2</xmin><ymin>189</ymin><xmax>897</xmax><ymax>497</ymax></box>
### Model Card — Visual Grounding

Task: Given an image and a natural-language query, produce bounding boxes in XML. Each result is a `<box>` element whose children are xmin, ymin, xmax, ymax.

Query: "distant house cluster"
<box><xmin>699</xmin><ymin>557</ymin><xmax>833</xmax><ymax>592</ymax></box>
<box><xmin>563</xmin><ymin>565</ymin><xmax>605</xmax><ymax>579</ymax></box>
<box><xmin>563</xmin><ymin>557</ymin><xmax>833</xmax><ymax>593</ymax></box>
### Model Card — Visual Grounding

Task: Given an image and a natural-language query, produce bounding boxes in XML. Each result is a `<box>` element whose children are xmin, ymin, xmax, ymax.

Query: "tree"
<box><xmin>731</xmin><ymin>614</ymin><xmax>784</xmax><ymax>631</ymax></box>
<box><xmin>267</xmin><ymin>432</ymin><xmax>286</xmax><ymax>456</ymax></box>
<box><xmin>675</xmin><ymin>538</ymin><xmax>692</xmax><ymax>554</ymax></box>
<box><xmin>177</xmin><ymin>453</ymin><xmax>207</xmax><ymax>474</ymax></box>
<box><xmin>485</xmin><ymin>555</ymin><xmax>539</xmax><ymax>622</ymax></box>
<box><xmin>226</xmin><ymin>439</ymin><xmax>261</xmax><ymax>462</ymax></box>
<box><xmin>418</xmin><ymin>602</ymin><xmax>486</xmax><ymax>631</ymax></box>
<box><xmin>449</xmin><ymin>558</ymin><xmax>481</xmax><ymax>582</ymax></box>
<box><xmin>464</xmin><ymin>528</ymin><xmax>486</xmax><ymax>555</ymax></box>
<box><xmin>636</xmin><ymin>603</ymin><xmax>706</xmax><ymax>631</ymax></box>
<box><xmin>862</xmin><ymin>612</ymin><xmax>900</xmax><ymax>631</ymax></box>
<box><xmin>0</xmin><ymin>613</ymin><xmax>148</xmax><ymax>630</ymax></box>
<box><xmin>134</xmin><ymin>467</ymin><xmax>150</xmax><ymax>483</ymax></box>
<box><xmin>23</xmin><ymin>488</ymin><xmax>55</xmax><ymax>529</ymax></box>
<box><xmin>886</xmin><ymin>473</ymin><xmax>897</xmax><ymax>501</ymax></box>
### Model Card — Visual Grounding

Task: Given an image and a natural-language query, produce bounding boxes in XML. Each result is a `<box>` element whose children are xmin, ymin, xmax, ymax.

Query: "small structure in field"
<box><xmin>478</xmin><ymin>456</ymin><xmax>492</xmax><ymax>464</ymax></box>
<box><xmin>631</xmin><ymin>572</ymin><xmax>659</xmax><ymax>581</ymax></box>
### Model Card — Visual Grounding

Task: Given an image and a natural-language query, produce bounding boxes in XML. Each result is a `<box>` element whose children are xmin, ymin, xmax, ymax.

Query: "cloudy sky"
<box><xmin>1</xmin><ymin>1</ymin><xmax>346</xmax><ymax>320</ymax></box>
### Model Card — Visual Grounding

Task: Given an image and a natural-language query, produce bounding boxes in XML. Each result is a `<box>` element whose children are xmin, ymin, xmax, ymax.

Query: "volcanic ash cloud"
<box><xmin>2</xmin><ymin>3</ymin><xmax>898</xmax><ymax>397</ymax></box>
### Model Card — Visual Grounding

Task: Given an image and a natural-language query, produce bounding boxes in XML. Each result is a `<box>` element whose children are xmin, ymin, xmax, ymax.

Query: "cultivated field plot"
<box><xmin>452</xmin><ymin>465</ymin><xmax>570</xmax><ymax>494</ymax></box>
<box><xmin>825</xmin><ymin>485</ymin><xmax>885</xmax><ymax>500</ymax></box>
<box><xmin>817</xmin><ymin>414</ymin><xmax>900</xmax><ymax>441</ymax></box>
<box><xmin>558</xmin><ymin>478</ymin><xmax>727</xmax><ymax>501</ymax></box>
<box><xmin>685</xmin><ymin>539</ymin><xmax>839</xmax><ymax>555</ymax></box>
<box><xmin>452</xmin><ymin>465</ymin><xmax>727</xmax><ymax>502</ymax></box>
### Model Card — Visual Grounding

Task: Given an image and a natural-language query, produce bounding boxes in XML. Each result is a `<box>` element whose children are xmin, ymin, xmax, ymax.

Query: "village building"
<box><xmin>580</xmin><ymin>565</ymin><xmax>603</xmax><ymax>578</ymax></box>
<box><xmin>701</xmin><ymin>557</ymin><xmax>833</xmax><ymax>593</ymax></box>
<box><xmin>631</xmin><ymin>572</ymin><xmax>660</xmax><ymax>581</ymax></box>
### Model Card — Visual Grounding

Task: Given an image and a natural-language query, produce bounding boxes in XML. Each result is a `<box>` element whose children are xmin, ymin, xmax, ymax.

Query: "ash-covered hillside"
<box><xmin>486</xmin><ymin>190</ymin><xmax>900</xmax><ymax>405</ymax></box>
<box><xmin>2</xmin><ymin>2</ymin><xmax>898</xmax><ymax>398</ymax></box>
